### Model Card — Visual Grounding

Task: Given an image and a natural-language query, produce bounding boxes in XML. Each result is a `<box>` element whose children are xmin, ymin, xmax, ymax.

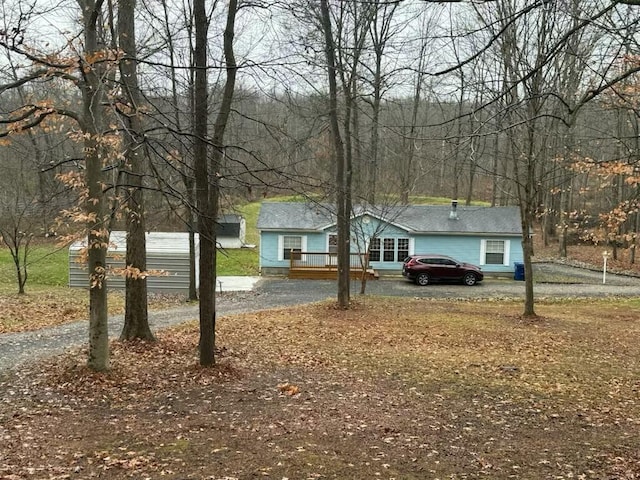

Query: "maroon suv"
<box><xmin>402</xmin><ymin>254</ymin><xmax>483</xmax><ymax>286</ymax></box>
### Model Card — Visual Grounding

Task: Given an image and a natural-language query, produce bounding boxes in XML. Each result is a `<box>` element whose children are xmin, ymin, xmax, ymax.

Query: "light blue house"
<box><xmin>256</xmin><ymin>201</ymin><xmax>524</xmax><ymax>276</ymax></box>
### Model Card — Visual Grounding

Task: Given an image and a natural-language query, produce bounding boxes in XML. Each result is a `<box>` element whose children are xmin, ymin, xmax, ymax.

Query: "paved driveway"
<box><xmin>252</xmin><ymin>262</ymin><xmax>640</xmax><ymax>302</ymax></box>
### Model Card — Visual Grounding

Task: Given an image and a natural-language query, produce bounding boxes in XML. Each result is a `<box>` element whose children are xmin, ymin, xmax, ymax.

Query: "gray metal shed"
<box><xmin>69</xmin><ymin>231</ymin><xmax>199</xmax><ymax>293</ymax></box>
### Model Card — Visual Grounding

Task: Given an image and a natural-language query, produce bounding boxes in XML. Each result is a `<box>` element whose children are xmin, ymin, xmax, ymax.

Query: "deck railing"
<box><xmin>289</xmin><ymin>251</ymin><xmax>369</xmax><ymax>270</ymax></box>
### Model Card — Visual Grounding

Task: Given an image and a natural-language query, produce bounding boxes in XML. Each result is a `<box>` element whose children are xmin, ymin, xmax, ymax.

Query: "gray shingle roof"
<box><xmin>257</xmin><ymin>202</ymin><xmax>522</xmax><ymax>235</ymax></box>
<box><xmin>257</xmin><ymin>202</ymin><xmax>334</xmax><ymax>231</ymax></box>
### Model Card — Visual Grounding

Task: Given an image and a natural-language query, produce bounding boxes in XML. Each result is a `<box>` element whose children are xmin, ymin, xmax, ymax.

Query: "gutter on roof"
<box><xmin>258</xmin><ymin>228</ymin><xmax>320</xmax><ymax>232</ymax></box>
<box><xmin>413</xmin><ymin>231</ymin><xmax>522</xmax><ymax>237</ymax></box>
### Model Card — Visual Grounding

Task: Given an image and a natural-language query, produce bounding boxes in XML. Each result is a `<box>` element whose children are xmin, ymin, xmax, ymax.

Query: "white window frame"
<box><xmin>369</xmin><ymin>237</ymin><xmax>381</xmax><ymax>262</ymax></box>
<box><xmin>383</xmin><ymin>238</ymin><xmax>396</xmax><ymax>262</ymax></box>
<box><xmin>278</xmin><ymin>235</ymin><xmax>307</xmax><ymax>261</ymax></box>
<box><xmin>326</xmin><ymin>233</ymin><xmax>338</xmax><ymax>265</ymax></box>
<box><xmin>327</xmin><ymin>233</ymin><xmax>338</xmax><ymax>253</ymax></box>
<box><xmin>480</xmin><ymin>239</ymin><xmax>510</xmax><ymax>266</ymax></box>
<box><xmin>397</xmin><ymin>237</ymin><xmax>410</xmax><ymax>262</ymax></box>
<box><xmin>368</xmin><ymin>236</ymin><xmax>410</xmax><ymax>263</ymax></box>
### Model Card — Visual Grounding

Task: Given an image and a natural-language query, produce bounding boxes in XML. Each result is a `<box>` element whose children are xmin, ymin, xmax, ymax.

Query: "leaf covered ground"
<box><xmin>1</xmin><ymin>297</ymin><xmax>640</xmax><ymax>479</ymax></box>
<box><xmin>0</xmin><ymin>289</ymin><xmax>186</xmax><ymax>334</ymax></box>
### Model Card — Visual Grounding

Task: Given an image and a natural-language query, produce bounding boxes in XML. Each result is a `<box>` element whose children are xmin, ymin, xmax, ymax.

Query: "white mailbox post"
<box><xmin>602</xmin><ymin>250</ymin><xmax>610</xmax><ymax>284</ymax></box>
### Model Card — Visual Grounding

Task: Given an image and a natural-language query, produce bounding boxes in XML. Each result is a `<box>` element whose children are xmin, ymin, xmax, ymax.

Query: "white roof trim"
<box><xmin>318</xmin><ymin>210</ymin><xmax>413</xmax><ymax>233</ymax></box>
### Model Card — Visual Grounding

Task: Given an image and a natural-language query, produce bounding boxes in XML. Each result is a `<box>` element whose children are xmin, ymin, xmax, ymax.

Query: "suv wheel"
<box><xmin>463</xmin><ymin>272</ymin><xmax>477</xmax><ymax>286</ymax></box>
<box><xmin>416</xmin><ymin>273</ymin><xmax>430</xmax><ymax>286</ymax></box>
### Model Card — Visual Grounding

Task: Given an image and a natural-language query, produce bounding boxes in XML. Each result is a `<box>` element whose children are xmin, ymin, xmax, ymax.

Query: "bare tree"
<box><xmin>117</xmin><ymin>0</ymin><xmax>154</xmax><ymax>341</ymax></box>
<box><xmin>319</xmin><ymin>0</ymin><xmax>353</xmax><ymax>308</ymax></box>
<box><xmin>364</xmin><ymin>0</ymin><xmax>398</xmax><ymax>204</ymax></box>
<box><xmin>195</xmin><ymin>0</ymin><xmax>238</xmax><ymax>366</ymax></box>
<box><xmin>0</xmin><ymin>181</ymin><xmax>36</xmax><ymax>294</ymax></box>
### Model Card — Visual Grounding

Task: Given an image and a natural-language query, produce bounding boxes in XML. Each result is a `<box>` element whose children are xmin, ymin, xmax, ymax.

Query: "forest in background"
<box><xmin>4</xmin><ymin>0</ymin><xmax>640</xmax><ymax>365</ymax></box>
<box><xmin>3</xmin><ymin>1</ymin><xmax>640</xmax><ymax>252</ymax></box>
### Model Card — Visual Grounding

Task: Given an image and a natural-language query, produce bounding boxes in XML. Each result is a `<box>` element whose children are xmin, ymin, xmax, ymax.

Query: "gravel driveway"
<box><xmin>1</xmin><ymin>262</ymin><xmax>639</xmax><ymax>372</ymax></box>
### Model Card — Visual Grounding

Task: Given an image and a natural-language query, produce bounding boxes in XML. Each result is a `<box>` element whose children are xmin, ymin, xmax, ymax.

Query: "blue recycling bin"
<box><xmin>514</xmin><ymin>262</ymin><xmax>525</xmax><ymax>281</ymax></box>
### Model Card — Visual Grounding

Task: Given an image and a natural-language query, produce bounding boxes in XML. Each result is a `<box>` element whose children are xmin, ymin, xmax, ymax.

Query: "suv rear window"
<box><xmin>418</xmin><ymin>258</ymin><xmax>437</xmax><ymax>265</ymax></box>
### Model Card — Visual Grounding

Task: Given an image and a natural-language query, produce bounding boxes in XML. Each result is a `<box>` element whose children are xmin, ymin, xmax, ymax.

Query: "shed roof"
<box><xmin>70</xmin><ymin>231</ymin><xmax>198</xmax><ymax>254</ymax></box>
<box><xmin>218</xmin><ymin>214</ymin><xmax>242</xmax><ymax>224</ymax></box>
<box><xmin>257</xmin><ymin>202</ymin><xmax>522</xmax><ymax>236</ymax></box>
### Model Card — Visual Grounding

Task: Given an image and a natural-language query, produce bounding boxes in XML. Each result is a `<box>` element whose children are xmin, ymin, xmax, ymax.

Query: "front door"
<box><xmin>327</xmin><ymin>233</ymin><xmax>338</xmax><ymax>265</ymax></box>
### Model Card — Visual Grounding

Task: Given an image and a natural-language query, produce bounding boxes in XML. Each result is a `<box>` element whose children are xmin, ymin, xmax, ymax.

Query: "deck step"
<box><xmin>288</xmin><ymin>268</ymin><xmax>378</xmax><ymax>280</ymax></box>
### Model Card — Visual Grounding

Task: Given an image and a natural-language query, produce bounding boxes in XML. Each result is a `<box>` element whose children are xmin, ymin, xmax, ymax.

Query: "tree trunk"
<box><xmin>82</xmin><ymin>0</ymin><xmax>110</xmax><ymax>371</ymax></box>
<box><xmin>465</xmin><ymin>133</ymin><xmax>477</xmax><ymax>207</ymax></box>
<box><xmin>320</xmin><ymin>0</ymin><xmax>350</xmax><ymax>308</ymax></box>
<box><xmin>118</xmin><ymin>0</ymin><xmax>154</xmax><ymax>341</ymax></box>
<box><xmin>631</xmin><ymin>208</ymin><xmax>639</xmax><ymax>265</ymax></box>
<box><xmin>208</xmin><ymin>0</ymin><xmax>238</xmax><ymax>364</ymax></box>
<box><xmin>86</xmin><ymin>153</ymin><xmax>109</xmax><ymax>371</ymax></box>
<box><xmin>162</xmin><ymin>0</ymin><xmax>198</xmax><ymax>302</ymax></box>
<box><xmin>367</xmin><ymin>49</ymin><xmax>382</xmax><ymax>205</ymax></box>
<box><xmin>401</xmin><ymin>57</ymin><xmax>425</xmax><ymax>205</ymax></box>
<box><xmin>520</xmin><ymin>205</ymin><xmax>536</xmax><ymax>317</ymax></box>
<box><xmin>188</xmin><ymin>216</ymin><xmax>198</xmax><ymax>301</ymax></box>
<box><xmin>193</xmin><ymin>0</ymin><xmax>215</xmax><ymax>366</ymax></box>
<box><xmin>195</xmin><ymin>0</ymin><xmax>237</xmax><ymax>365</ymax></box>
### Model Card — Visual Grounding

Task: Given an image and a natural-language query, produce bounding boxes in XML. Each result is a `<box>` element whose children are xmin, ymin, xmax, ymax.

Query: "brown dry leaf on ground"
<box><xmin>0</xmin><ymin>291</ymin><xmax>88</xmax><ymax>333</ymax></box>
<box><xmin>534</xmin><ymin>236</ymin><xmax>640</xmax><ymax>276</ymax></box>
<box><xmin>0</xmin><ymin>290</ymin><xmax>187</xmax><ymax>333</ymax></box>
<box><xmin>2</xmin><ymin>297</ymin><xmax>640</xmax><ymax>479</ymax></box>
<box><xmin>278</xmin><ymin>382</ymin><xmax>300</xmax><ymax>396</ymax></box>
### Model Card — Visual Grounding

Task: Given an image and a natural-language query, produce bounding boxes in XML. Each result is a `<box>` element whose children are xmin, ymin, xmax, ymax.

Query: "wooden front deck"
<box><xmin>288</xmin><ymin>252</ymin><xmax>379</xmax><ymax>280</ymax></box>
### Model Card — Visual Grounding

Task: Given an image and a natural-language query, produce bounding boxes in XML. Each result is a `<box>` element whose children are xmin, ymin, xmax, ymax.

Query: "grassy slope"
<box><xmin>217</xmin><ymin>201</ymin><xmax>260</xmax><ymax>276</ymax></box>
<box><xmin>0</xmin><ymin>243</ymin><xmax>69</xmax><ymax>294</ymax></box>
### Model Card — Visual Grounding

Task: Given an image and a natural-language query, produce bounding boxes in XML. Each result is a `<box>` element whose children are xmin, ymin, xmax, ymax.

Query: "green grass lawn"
<box><xmin>0</xmin><ymin>243</ymin><xmax>69</xmax><ymax>294</ymax></box>
<box><xmin>236</xmin><ymin>200</ymin><xmax>261</xmax><ymax>246</ymax></box>
<box><xmin>217</xmin><ymin>247</ymin><xmax>259</xmax><ymax>276</ymax></box>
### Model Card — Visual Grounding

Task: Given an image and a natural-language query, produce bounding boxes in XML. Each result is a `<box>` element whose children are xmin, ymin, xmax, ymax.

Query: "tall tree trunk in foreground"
<box><xmin>201</xmin><ymin>0</ymin><xmax>238</xmax><ymax>365</ymax></box>
<box><xmin>195</xmin><ymin>0</ymin><xmax>237</xmax><ymax>365</ymax></box>
<box><xmin>320</xmin><ymin>0</ymin><xmax>350</xmax><ymax>308</ymax></box>
<box><xmin>118</xmin><ymin>0</ymin><xmax>154</xmax><ymax>341</ymax></box>
<box><xmin>82</xmin><ymin>0</ymin><xmax>110</xmax><ymax>371</ymax></box>
<box><xmin>193</xmin><ymin>0</ymin><xmax>215</xmax><ymax>366</ymax></box>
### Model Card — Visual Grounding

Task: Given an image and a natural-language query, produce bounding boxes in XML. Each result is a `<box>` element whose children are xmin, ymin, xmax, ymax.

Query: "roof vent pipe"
<box><xmin>449</xmin><ymin>199</ymin><xmax>459</xmax><ymax>220</ymax></box>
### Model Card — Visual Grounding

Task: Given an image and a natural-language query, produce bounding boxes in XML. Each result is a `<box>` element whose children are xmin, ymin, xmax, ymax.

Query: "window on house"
<box><xmin>398</xmin><ymin>238</ymin><xmax>409</xmax><ymax>261</ymax></box>
<box><xmin>282</xmin><ymin>235</ymin><xmax>302</xmax><ymax>260</ymax></box>
<box><xmin>369</xmin><ymin>237</ymin><xmax>410</xmax><ymax>262</ymax></box>
<box><xmin>369</xmin><ymin>237</ymin><xmax>380</xmax><ymax>262</ymax></box>
<box><xmin>327</xmin><ymin>233</ymin><xmax>338</xmax><ymax>265</ymax></box>
<box><xmin>383</xmin><ymin>238</ymin><xmax>395</xmax><ymax>261</ymax></box>
<box><xmin>328</xmin><ymin>234</ymin><xmax>338</xmax><ymax>253</ymax></box>
<box><xmin>485</xmin><ymin>240</ymin><xmax>505</xmax><ymax>265</ymax></box>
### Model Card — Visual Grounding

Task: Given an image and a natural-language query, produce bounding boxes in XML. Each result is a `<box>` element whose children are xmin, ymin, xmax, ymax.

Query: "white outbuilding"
<box><xmin>216</xmin><ymin>214</ymin><xmax>247</xmax><ymax>249</ymax></box>
<box><xmin>69</xmin><ymin>231</ymin><xmax>199</xmax><ymax>293</ymax></box>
